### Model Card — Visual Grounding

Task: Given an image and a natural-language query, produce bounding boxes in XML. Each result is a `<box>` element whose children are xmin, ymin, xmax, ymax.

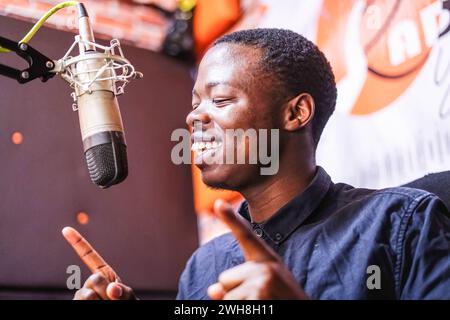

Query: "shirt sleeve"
<box><xmin>399</xmin><ymin>194</ymin><xmax>450</xmax><ymax>299</ymax></box>
<box><xmin>176</xmin><ymin>241</ymin><xmax>217</xmax><ymax>300</ymax></box>
<box><xmin>176</xmin><ymin>253</ymin><xmax>195</xmax><ymax>300</ymax></box>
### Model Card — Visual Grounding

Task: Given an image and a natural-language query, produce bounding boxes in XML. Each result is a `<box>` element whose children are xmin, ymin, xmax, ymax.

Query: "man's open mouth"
<box><xmin>191</xmin><ymin>141</ymin><xmax>223</xmax><ymax>154</ymax></box>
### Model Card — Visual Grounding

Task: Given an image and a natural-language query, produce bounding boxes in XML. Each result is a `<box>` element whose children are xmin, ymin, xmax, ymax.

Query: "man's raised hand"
<box><xmin>62</xmin><ymin>226</ymin><xmax>136</xmax><ymax>300</ymax></box>
<box><xmin>207</xmin><ymin>200</ymin><xmax>309</xmax><ymax>300</ymax></box>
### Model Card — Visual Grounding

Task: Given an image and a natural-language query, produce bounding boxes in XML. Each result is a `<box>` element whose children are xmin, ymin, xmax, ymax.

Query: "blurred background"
<box><xmin>0</xmin><ymin>0</ymin><xmax>449</xmax><ymax>299</ymax></box>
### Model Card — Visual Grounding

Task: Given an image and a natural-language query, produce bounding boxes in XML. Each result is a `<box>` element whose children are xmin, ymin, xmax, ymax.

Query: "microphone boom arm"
<box><xmin>0</xmin><ymin>35</ymin><xmax>56</xmax><ymax>84</ymax></box>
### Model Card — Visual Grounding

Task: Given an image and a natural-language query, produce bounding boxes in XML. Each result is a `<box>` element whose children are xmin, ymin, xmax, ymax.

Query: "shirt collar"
<box><xmin>237</xmin><ymin>166</ymin><xmax>332</xmax><ymax>246</ymax></box>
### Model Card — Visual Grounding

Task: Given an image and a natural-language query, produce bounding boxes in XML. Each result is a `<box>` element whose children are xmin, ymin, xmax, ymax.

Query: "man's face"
<box><xmin>186</xmin><ymin>43</ymin><xmax>281</xmax><ymax>190</ymax></box>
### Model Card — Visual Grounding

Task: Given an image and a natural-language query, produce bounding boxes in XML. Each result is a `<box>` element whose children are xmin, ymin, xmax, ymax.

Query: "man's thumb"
<box><xmin>213</xmin><ymin>199</ymin><xmax>279</xmax><ymax>262</ymax></box>
<box><xmin>106</xmin><ymin>282</ymin><xmax>135</xmax><ymax>300</ymax></box>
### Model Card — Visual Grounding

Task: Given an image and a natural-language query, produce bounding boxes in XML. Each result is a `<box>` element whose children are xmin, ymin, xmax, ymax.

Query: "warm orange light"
<box><xmin>77</xmin><ymin>212</ymin><xmax>89</xmax><ymax>225</ymax></box>
<box><xmin>11</xmin><ymin>131</ymin><xmax>23</xmax><ymax>145</ymax></box>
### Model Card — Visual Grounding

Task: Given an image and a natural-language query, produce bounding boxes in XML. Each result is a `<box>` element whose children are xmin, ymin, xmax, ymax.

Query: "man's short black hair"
<box><xmin>213</xmin><ymin>28</ymin><xmax>337</xmax><ymax>147</ymax></box>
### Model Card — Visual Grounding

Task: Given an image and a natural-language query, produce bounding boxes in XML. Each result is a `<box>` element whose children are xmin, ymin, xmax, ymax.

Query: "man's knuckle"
<box><xmin>75</xmin><ymin>288</ymin><xmax>97</xmax><ymax>300</ymax></box>
<box><xmin>89</xmin><ymin>272</ymin><xmax>106</xmax><ymax>285</ymax></box>
<box><xmin>84</xmin><ymin>290</ymin><xmax>98</xmax><ymax>300</ymax></box>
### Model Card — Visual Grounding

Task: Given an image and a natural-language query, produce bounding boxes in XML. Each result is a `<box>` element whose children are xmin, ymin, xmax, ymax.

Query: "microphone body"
<box><xmin>74</xmin><ymin>3</ymin><xmax>128</xmax><ymax>188</ymax></box>
<box><xmin>76</xmin><ymin>58</ymin><xmax>128</xmax><ymax>188</ymax></box>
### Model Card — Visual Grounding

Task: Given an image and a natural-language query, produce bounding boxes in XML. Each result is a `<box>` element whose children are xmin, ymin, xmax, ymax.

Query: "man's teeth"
<box><xmin>191</xmin><ymin>141</ymin><xmax>222</xmax><ymax>152</ymax></box>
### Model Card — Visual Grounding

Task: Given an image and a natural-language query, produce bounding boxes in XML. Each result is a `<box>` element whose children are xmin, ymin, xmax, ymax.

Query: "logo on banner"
<box><xmin>317</xmin><ymin>0</ymin><xmax>450</xmax><ymax>115</ymax></box>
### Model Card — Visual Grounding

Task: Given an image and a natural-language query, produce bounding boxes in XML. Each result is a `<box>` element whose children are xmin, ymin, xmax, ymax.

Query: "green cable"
<box><xmin>179</xmin><ymin>0</ymin><xmax>196</xmax><ymax>13</ymax></box>
<box><xmin>0</xmin><ymin>1</ymin><xmax>79</xmax><ymax>53</ymax></box>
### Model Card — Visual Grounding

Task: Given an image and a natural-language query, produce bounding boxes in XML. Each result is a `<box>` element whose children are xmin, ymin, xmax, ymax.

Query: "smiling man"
<box><xmin>66</xmin><ymin>28</ymin><xmax>450</xmax><ymax>300</ymax></box>
<box><xmin>177</xmin><ymin>28</ymin><xmax>450</xmax><ymax>300</ymax></box>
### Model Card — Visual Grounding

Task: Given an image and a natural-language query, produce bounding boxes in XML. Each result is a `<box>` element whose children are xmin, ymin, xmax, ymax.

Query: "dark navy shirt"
<box><xmin>177</xmin><ymin>167</ymin><xmax>450</xmax><ymax>299</ymax></box>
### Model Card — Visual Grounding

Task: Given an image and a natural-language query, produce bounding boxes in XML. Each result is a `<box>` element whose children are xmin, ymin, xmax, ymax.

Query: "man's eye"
<box><xmin>212</xmin><ymin>98</ymin><xmax>232</xmax><ymax>105</ymax></box>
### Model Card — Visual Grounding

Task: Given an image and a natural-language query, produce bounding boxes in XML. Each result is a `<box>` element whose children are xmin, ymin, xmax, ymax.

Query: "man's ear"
<box><xmin>283</xmin><ymin>93</ymin><xmax>315</xmax><ymax>132</ymax></box>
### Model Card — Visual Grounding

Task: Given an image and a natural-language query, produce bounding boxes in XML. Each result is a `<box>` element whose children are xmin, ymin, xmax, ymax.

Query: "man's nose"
<box><xmin>186</xmin><ymin>107</ymin><xmax>211</xmax><ymax>127</ymax></box>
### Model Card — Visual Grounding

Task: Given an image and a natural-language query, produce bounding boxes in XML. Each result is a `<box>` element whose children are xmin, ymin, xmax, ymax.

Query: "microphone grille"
<box><xmin>85</xmin><ymin>143</ymin><xmax>128</xmax><ymax>188</ymax></box>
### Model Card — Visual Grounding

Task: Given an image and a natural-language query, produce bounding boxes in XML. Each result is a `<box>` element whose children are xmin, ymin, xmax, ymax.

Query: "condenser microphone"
<box><xmin>55</xmin><ymin>3</ymin><xmax>142</xmax><ymax>188</ymax></box>
<box><xmin>75</xmin><ymin>3</ymin><xmax>127</xmax><ymax>188</ymax></box>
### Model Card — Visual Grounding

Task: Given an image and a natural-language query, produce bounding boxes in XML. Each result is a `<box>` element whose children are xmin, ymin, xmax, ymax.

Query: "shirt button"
<box><xmin>275</xmin><ymin>233</ymin><xmax>282</xmax><ymax>241</ymax></box>
<box><xmin>254</xmin><ymin>228</ymin><xmax>263</xmax><ymax>238</ymax></box>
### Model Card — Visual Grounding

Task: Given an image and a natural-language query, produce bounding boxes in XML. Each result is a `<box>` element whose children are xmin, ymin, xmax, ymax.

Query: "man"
<box><xmin>65</xmin><ymin>28</ymin><xmax>450</xmax><ymax>300</ymax></box>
